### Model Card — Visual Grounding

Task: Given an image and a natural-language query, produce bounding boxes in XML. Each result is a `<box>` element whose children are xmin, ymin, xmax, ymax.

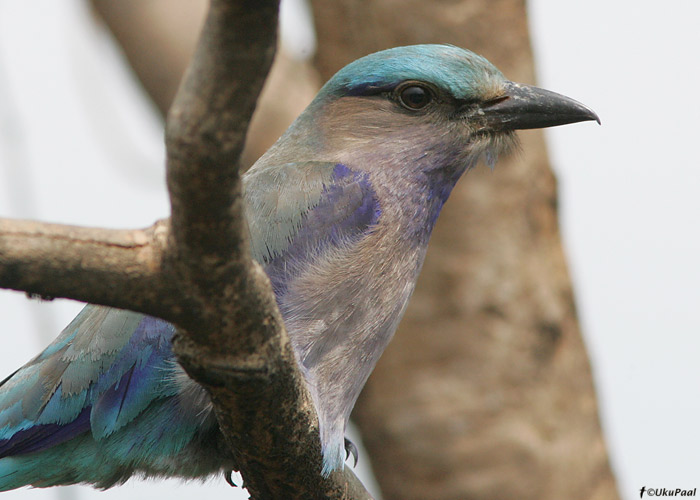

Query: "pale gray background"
<box><xmin>0</xmin><ymin>1</ymin><xmax>698</xmax><ymax>499</ymax></box>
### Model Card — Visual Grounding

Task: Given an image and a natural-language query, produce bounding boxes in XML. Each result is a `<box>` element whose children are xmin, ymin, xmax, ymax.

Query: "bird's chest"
<box><xmin>277</xmin><ymin>219</ymin><xmax>426</xmax><ymax>372</ymax></box>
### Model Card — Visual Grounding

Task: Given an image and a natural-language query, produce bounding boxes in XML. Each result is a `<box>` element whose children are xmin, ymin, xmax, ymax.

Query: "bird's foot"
<box><xmin>344</xmin><ymin>437</ymin><xmax>359</xmax><ymax>467</ymax></box>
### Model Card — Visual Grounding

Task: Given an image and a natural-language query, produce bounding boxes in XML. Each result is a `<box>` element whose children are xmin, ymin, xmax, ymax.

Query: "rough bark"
<box><xmin>0</xmin><ymin>219</ymin><xmax>170</xmax><ymax>315</ymax></box>
<box><xmin>310</xmin><ymin>1</ymin><xmax>619</xmax><ymax>499</ymax></box>
<box><xmin>0</xmin><ymin>1</ymin><xmax>370</xmax><ymax>498</ymax></box>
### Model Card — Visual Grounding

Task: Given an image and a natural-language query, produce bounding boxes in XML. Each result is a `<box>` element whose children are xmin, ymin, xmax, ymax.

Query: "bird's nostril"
<box><xmin>483</xmin><ymin>95</ymin><xmax>510</xmax><ymax>107</ymax></box>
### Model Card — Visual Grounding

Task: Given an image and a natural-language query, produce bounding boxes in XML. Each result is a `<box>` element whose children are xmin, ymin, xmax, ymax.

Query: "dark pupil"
<box><xmin>401</xmin><ymin>86</ymin><xmax>429</xmax><ymax>109</ymax></box>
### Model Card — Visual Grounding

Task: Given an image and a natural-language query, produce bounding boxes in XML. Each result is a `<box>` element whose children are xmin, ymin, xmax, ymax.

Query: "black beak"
<box><xmin>480</xmin><ymin>81</ymin><xmax>600</xmax><ymax>131</ymax></box>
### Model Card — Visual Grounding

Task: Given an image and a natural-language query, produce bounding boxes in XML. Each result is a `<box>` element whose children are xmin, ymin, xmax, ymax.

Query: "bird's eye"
<box><xmin>398</xmin><ymin>84</ymin><xmax>432</xmax><ymax>110</ymax></box>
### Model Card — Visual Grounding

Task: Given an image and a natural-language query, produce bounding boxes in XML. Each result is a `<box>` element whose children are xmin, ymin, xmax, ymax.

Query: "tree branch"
<box><xmin>163</xmin><ymin>0</ymin><xmax>280</xmax><ymax>341</ymax></box>
<box><xmin>0</xmin><ymin>218</ymin><xmax>174</xmax><ymax>315</ymax></box>
<box><xmin>166</xmin><ymin>0</ymin><xmax>275</xmax><ymax>266</ymax></box>
<box><xmin>163</xmin><ymin>1</ymin><xmax>372</xmax><ymax>496</ymax></box>
<box><xmin>0</xmin><ymin>0</ymin><xmax>373</xmax><ymax>498</ymax></box>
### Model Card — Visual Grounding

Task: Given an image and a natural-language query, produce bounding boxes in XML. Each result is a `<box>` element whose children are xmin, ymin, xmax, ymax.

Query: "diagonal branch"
<box><xmin>163</xmin><ymin>1</ymin><xmax>372</xmax><ymax>496</ymax></box>
<box><xmin>166</xmin><ymin>0</ymin><xmax>275</xmax><ymax>269</ymax></box>
<box><xmin>164</xmin><ymin>0</ymin><xmax>280</xmax><ymax>342</ymax></box>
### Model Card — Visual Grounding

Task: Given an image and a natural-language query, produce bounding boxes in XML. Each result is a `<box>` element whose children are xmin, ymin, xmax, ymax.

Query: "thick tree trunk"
<box><xmin>310</xmin><ymin>1</ymin><xmax>619</xmax><ymax>499</ymax></box>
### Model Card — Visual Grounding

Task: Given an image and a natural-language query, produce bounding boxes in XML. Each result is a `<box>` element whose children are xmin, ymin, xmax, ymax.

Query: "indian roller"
<box><xmin>0</xmin><ymin>44</ymin><xmax>598</xmax><ymax>489</ymax></box>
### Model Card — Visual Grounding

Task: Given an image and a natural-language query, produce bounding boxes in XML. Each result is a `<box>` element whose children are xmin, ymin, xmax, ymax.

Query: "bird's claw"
<box><xmin>344</xmin><ymin>437</ymin><xmax>359</xmax><ymax>467</ymax></box>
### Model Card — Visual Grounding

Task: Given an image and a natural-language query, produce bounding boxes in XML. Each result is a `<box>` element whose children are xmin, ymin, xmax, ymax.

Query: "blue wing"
<box><xmin>0</xmin><ymin>306</ymin><xmax>220</xmax><ymax>489</ymax></box>
<box><xmin>0</xmin><ymin>307</ymin><xmax>174</xmax><ymax>453</ymax></box>
<box><xmin>0</xmin><ymin>161</ymin><xmax>380</xmax><ymax>488</ymax></box>
<box><xmin>245</xmin><ymin>161</ymin><xmax>381</xmax><ymax>296</ymax></box>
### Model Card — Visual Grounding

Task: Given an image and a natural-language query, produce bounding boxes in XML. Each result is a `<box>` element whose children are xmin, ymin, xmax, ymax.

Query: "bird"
<box><xmin>0</xmin><ymin>44</ymin><xmax>598</xmax><ymax>490</ymax></box>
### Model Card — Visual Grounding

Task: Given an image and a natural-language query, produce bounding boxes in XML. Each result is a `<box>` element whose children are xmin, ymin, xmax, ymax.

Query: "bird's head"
<box><xmin>279</xmin><ymin>44</ymin><xmax>598</xmax><ymax>181</ymax></box>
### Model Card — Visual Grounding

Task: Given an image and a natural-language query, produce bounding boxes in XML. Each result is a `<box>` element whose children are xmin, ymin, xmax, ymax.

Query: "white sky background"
<box><xmin>0</xmin><ymin>1</ymin><xmax>698</xmax><ymax>500</ymax></box>
<box><xmin>529</xmin><ymin>1</ymin><xmax>700</xmax><ymax>497</ymax></box>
